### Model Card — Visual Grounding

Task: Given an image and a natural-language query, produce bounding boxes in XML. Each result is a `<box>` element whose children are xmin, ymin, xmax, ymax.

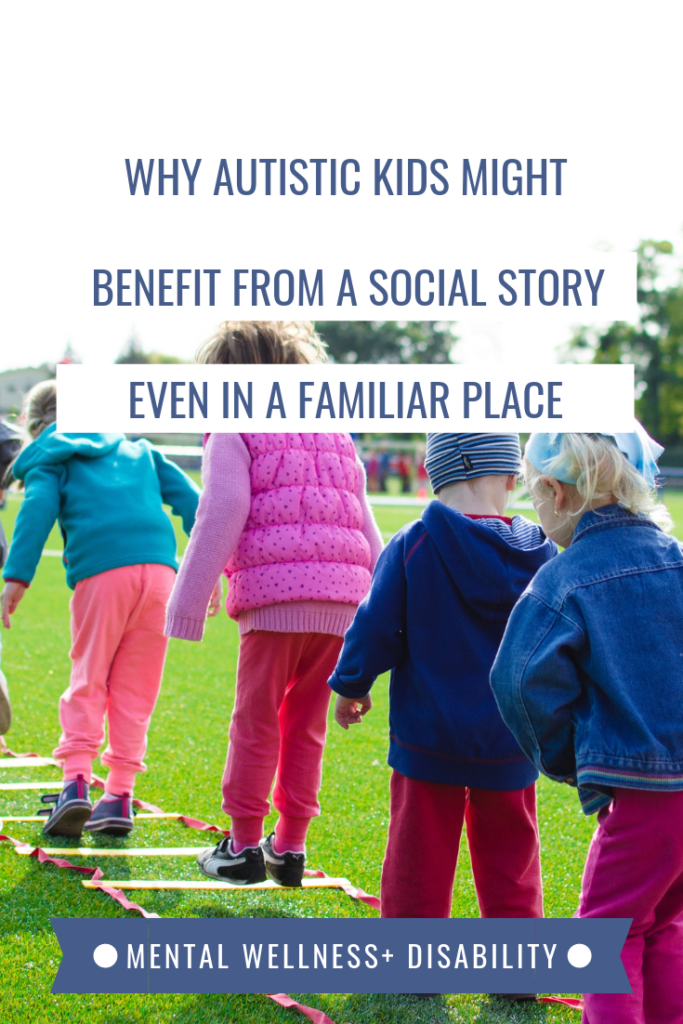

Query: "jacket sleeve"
<box><xmin>151</xmin><ymin>449</ymin><xmax>201</xmax><ymax>536</ymax></box>
<box><xmin>3</xmin><ymin>465</ymin><xmax>62</xmax><ymax>585</ymax></box>
<box><xmin>164</xmin><ymin>433</ymin><xmax>252</xmax><ymax>641</ymax></box>
<box><xmin>328</xmin><ymin>533</ymin><xmax>408</xmax><ymax>699</ymax></box>
<box><xmin>355</xmin><ymin>458</ymin><xmax>384</xmax><ymax>570</ymax></box>
<box><xmin>490</xmin><ymin>593</ymin><xmax>586</xmax><ymax>782</ymax></box>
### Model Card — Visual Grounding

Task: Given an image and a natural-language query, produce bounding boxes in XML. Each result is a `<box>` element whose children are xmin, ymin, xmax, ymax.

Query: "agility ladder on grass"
<box><xmin>0</xmin><ymin>737</ymin><xmax>581</xmax><ymax>1016</ymax></box>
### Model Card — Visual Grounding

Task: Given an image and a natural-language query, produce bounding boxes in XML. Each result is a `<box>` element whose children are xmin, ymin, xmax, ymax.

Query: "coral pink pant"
<box><xmin>578</xmin><ymin>788</ymin><xmax>683</xmax><ymax>1024</ymax></box>
<box><xmin>54</xmin><ymin>564</ymin><xmax>175</xmax><ymax>793</ymax></box>
<box><xmin>381</xmin><ymin>771</ymin><xmax>543</xmax><ymax>919</ymax></box>
<box><xmin>222</xmin><ymin>631</ymin><xmax>343</xmax><ymax>847</ymax></box>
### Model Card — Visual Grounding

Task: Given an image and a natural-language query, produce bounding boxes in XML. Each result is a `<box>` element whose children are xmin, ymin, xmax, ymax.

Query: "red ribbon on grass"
<box><xmin>2</xmin><ymin>835</ymin><xmax>581</xmax><ymax>1012</ymax></box>
<box><xmin>0</xmin><ymin>736</ymin><xmax>42</xmax><ymax>759</ymax></box>
<box><xmin>0</xmin><ymin>832</ymin><xmax>159</xmax><ymax>918</ymax></box>
<box><xmin>268</xmin><ymin>993</ymin><xmax>352</xmax><ymax>1024</ymax></box>
<box><xmin>268</xmin><ymin>993</ymin><xmax>582</xmax><ymax>1021</ymax></box>
<box><xmin>304</xmin><ymin>868</ymin><xmax>380</xmax><ymax>911</ymax></box>
<box><xmin>539</xmin><ymin>996</ymin><xmax>583</xmax><ymax>1008</ymax></box>
<box><xmin>176</xmin><ymin>814</ymin><xmax>230</xmax><ymax>835</ymax></box>
<box><xmin>3</xmin><ymin>747</ymin><xmax>577</xmax><ymax>1010</ymax></box>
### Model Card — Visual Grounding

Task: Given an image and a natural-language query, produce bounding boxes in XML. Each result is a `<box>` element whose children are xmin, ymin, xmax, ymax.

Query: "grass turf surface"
<box><xmin>2</xmin><ymin>491</ymin><xmax>683</xmax><ymax>1023</ymax></box>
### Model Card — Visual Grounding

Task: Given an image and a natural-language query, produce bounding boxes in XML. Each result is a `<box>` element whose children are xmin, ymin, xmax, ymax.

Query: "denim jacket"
<box><xmin>490</xmin><ymin>504</ymin><xmax>683</xmax><ymax>813</ymax></box>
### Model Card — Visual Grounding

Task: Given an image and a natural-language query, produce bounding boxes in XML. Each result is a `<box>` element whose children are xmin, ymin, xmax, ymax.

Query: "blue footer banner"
<box><xmin>51</xmin><ymin>918</ymin><xmax>630</xmax><ymax>994</ymax></box>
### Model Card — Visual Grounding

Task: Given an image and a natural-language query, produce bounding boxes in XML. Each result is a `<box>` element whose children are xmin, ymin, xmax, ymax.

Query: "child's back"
<box><xmin>221</xmin><ymin>431</ymin><xmax>373</xmax><ymax>626</ymax></box>
<box><xmin>332</xmin><ymin>504</ymin><xmax>555</xmax><ymax>790</ymax></box>
<box><xmin>493</xmin><ymin>503</ymin><xmax>683</xmax><ymax>810</ymax></box>
<box><xmin>330</xmin><ymin>432</ymin><xmax>556</xmax><ymax>924</ymax></box>
<box><xmin>5</xmin><ymin>426</ymin><xmax>197</xmax><ymax>589</ymax></box>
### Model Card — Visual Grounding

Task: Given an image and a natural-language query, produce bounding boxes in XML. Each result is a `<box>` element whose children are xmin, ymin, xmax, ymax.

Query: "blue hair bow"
<box><xmin>525</xmin><ymin>423</ymin><xmax>664</xmax><ymax>488</ymax></box>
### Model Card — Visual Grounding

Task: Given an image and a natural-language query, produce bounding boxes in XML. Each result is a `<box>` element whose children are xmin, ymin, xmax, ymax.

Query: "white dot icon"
<box><xmin>567</xmin><ymin>943</ymin><xmax>592</xmax><ymax>968</ymax></box>
<box><xmin>93</xmin><ymin>943</ymin><xmax>118</xmax><ymax>968</ymax></box>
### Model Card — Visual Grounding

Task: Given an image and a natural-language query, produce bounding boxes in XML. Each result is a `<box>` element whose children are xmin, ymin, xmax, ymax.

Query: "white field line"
<box><xmin>83</xmin><ymin>876</ymin><xmax>354</xmax><ymax>891</ymax></box>
<box><xmin>0</xmin><ymin>757</ymin><xmax>57</xmax><ymax>768</ymax></box>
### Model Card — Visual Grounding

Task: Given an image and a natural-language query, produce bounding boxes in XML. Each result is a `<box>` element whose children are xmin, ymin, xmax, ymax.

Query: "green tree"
<box><xmin>115</xmin><ymin>335</ymin><xmax>185</xmax><ymax>364</ymax></box>
<box><xmin>569</xmin><ymin>241</ymin><xmax>683</xmax><ymax>447</ymax></box>
<box><xmin>315</xmin><ymin>321</ymin><xmax>457</xmax><ymax>364</ymax></box>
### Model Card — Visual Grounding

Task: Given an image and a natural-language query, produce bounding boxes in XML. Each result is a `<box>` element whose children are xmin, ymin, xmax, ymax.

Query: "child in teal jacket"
<box><xmin>1</xmin><ymin>380</ymin><xmax>205</xmax><ymax>837</ymax></box>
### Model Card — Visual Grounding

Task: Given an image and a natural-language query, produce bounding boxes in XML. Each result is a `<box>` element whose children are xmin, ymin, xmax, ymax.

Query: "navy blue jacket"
<box><xmin>329</xmin><ymin>502</ymin><xmax>557</xmax><ymax>789</ymax></box>
<box><xmin>491</xmin><ymin>505</ymin><xmax>683</xmax><ymax>814</ymax></box>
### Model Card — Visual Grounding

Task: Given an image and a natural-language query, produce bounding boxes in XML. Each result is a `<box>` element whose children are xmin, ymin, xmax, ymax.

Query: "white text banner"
<box><xmin>57</xmin><ymin>364</ymin><xmax>634</xmax><ymax>433</ymax></box>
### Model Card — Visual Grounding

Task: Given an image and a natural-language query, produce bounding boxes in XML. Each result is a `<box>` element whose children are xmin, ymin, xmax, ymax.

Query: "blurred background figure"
<box><xmin>0</xmin><ymin>417</ymin><xmax>21</xmax><ymax>735</ymax></box>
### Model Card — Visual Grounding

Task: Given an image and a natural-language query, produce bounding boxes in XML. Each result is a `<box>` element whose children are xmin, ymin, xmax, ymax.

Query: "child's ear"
<box><xmin>541</xmin><ymin>476</ymin><xmax>566</xmax><ymax>511</ymax></box>
<box><xmin>505</xmin><ymin>474</ymin><xmax>517</xmax><ymax>492</ymax></box>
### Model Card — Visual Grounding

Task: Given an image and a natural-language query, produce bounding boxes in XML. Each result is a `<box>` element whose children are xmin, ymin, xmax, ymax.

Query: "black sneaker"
<box><xmin>39</xmin><ymin>775</ymin><xmax>92</xmax><ymax>837</ymax></box>
<box><xmin>261</xmin><ymin>831</ymin><xmax>306</xmax><ymax>887</ymax></box>
<box><xmin>197</xmin><ymin>836</ymin><xmax>267</xmax><ymax>885</ymax></box>
<box><xmin>84</xmin><ymin>793</ymin><xmax>134</xmax><ymax>836</ymax></box>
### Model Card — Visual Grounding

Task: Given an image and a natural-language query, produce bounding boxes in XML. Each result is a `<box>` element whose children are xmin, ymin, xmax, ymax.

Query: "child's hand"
<box><xmin>207</xmin><ymin>578</ymin><xmax>223</xmax><ymax>618</ymax></box>
<box><xmin>1</xmin><ymin>581</ymin><xmax>27</xmax><ymax>628</ymax></box>
<box><xmin>334</xmin><ymin>693</ymin><xmax>372</xmax><ymax>730</ymax></box>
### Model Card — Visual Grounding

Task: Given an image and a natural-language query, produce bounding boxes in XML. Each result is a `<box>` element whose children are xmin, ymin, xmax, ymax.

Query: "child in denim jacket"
<box><xmin>491</xmin><ymin>427</ymin><xmax>683</xmax><ymax>1024</ymax></box>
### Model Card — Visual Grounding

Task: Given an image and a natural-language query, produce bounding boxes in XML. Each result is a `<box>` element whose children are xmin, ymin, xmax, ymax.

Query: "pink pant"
<box><xmin>222</xmin><ymin>630</ymin><xmax>343</xmax><ymax>847</ymax></box>
<box><xmin>54</xmin><ymin>564</ymin><xmax>175</xmax><ymax>793</ymax></box>
<box><xmin>578</xmin><ymin>788</ymin><xmax>683</xmax><ymax>1024</ymax></box>
<box><xmin>381</xmin><ymin>770</ymin><xmax>543</xmax><ymax>919</ymax></box>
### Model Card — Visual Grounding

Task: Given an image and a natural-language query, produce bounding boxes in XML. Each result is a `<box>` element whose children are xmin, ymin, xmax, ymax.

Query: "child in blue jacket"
<box><xmin>1</xmin><ymin>380</ymin><xmax>204</xmax><ymax>837</ymax></box>
<box><xmin>491</xmin><ymin>427</ymin><xmax>683</xmax><ymax>1024</ymax></box>
<box><xmin>329</xmin><ymin>433</ymin><xmax>557</xmax><ymax>923</ymax></box>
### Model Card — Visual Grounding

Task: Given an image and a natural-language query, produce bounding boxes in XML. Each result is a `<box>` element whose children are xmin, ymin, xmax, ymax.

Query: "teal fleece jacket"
<box><xmin>3</xmin><ymin>426</ymin><xmax>200</xmax><ymax>589</ymax></box>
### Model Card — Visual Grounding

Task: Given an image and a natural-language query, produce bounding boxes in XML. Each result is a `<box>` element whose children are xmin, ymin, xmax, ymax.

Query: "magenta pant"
<box><xmin>578</xmin><ymin>788</ymin><xmax>683</xmax><ymax>1024</ymax></box>
<box><xmin>54</xmin><ymin>564</ymin><xmax>175</xmax><ymax>793</ymax></box>
<box><xmin>381</xmin><ymin>770</ymin><xmax>543</xmax><ymax>919</ymax></box>
<box><xmin>222</xmin><ymin>630</ymin><xmax>343</xmax><ymax>847</ymax></box>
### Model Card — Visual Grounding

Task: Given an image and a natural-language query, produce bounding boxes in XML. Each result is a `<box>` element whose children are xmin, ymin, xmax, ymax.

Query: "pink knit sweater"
<box><xmin>165</xmin><ymin>433</ymin><xmax>383</xmax><ymax>641</ymax></box>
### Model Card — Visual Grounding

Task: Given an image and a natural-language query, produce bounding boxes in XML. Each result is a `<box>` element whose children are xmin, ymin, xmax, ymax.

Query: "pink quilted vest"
<box><xmin>225</xmin><ymin>433</ymin><xmax>372</xmax><ymax>618</ymax></box>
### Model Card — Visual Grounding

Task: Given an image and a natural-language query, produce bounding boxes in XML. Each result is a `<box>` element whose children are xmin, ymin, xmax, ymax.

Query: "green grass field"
<box><xmin>1</xmin><ymin>491</ymin><xmax>682</xmax><ymax>1024</ymax></box>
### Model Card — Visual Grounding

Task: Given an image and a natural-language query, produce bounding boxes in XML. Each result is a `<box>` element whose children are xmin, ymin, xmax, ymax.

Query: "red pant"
<box><xmin>381</xmin><ymin>770</ymin><xmax>543</xmax><ymax>918</ymax></box>
<box><xmin>579</xmin><ymin>789</ymin><xmax>683</xmax><ymax>1024</ymax></box>
<box><xmin>55</xmin><ymin>563</ymin><xmax>175</xmax><ymax>793</ymax></box>
<box><xmin>222</xmin><ymin>631</ymin><xmax>343</xmax><ymax>845</ymax></box>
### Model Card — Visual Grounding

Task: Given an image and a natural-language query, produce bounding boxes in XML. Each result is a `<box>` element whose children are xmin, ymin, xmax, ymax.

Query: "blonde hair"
<box><xmin>524</xmin><ymin>432</ymin><xmax>672</xmax><ymax>531</ymax></box>
<box><xmin>1</xmin><ymin>379</ymin><xmax>57</xmax><ymax>488</ymax></box>
<box><xmin>196</xmin><ymin>321</ymin><xmax>326</xmax><ymax>365</ymax></box>
<box><xmin>23</xmin><ymin>379</ymin><xmax>57</xmax><ymax>439</ymax></box>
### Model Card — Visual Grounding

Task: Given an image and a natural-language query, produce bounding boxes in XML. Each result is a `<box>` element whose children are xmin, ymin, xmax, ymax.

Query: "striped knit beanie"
<box><xmin>425</xmin><ymin>433</ymin><xmax>522</xmax><ymax>492</ymax></box>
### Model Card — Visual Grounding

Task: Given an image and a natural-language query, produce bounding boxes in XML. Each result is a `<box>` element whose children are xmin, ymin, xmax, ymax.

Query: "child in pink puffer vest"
<box><xmin>165</xmin><ymin>321</ymin><xmax>383</xmax><ymax>886</ymax></box>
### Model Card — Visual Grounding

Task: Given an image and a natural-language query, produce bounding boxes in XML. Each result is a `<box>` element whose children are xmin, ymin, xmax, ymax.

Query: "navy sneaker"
<box><xmin>84</xmin><ymin>793</ymin><xmax>135</xmax><ymax>836</ymax></box>
<box><xmin>39</xmin><ymin>775</ymin><xmax>92</xmax><ymax>837</ymax></box>
<box><xmin>197</xmin><ymin>836</ymin><xmax>267</xmax><ymax>885</ymax></box>
<box><xmin>261</xmin><ymin>831</ymin><xmax>306</xmax><ymax>887</ymax></box>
